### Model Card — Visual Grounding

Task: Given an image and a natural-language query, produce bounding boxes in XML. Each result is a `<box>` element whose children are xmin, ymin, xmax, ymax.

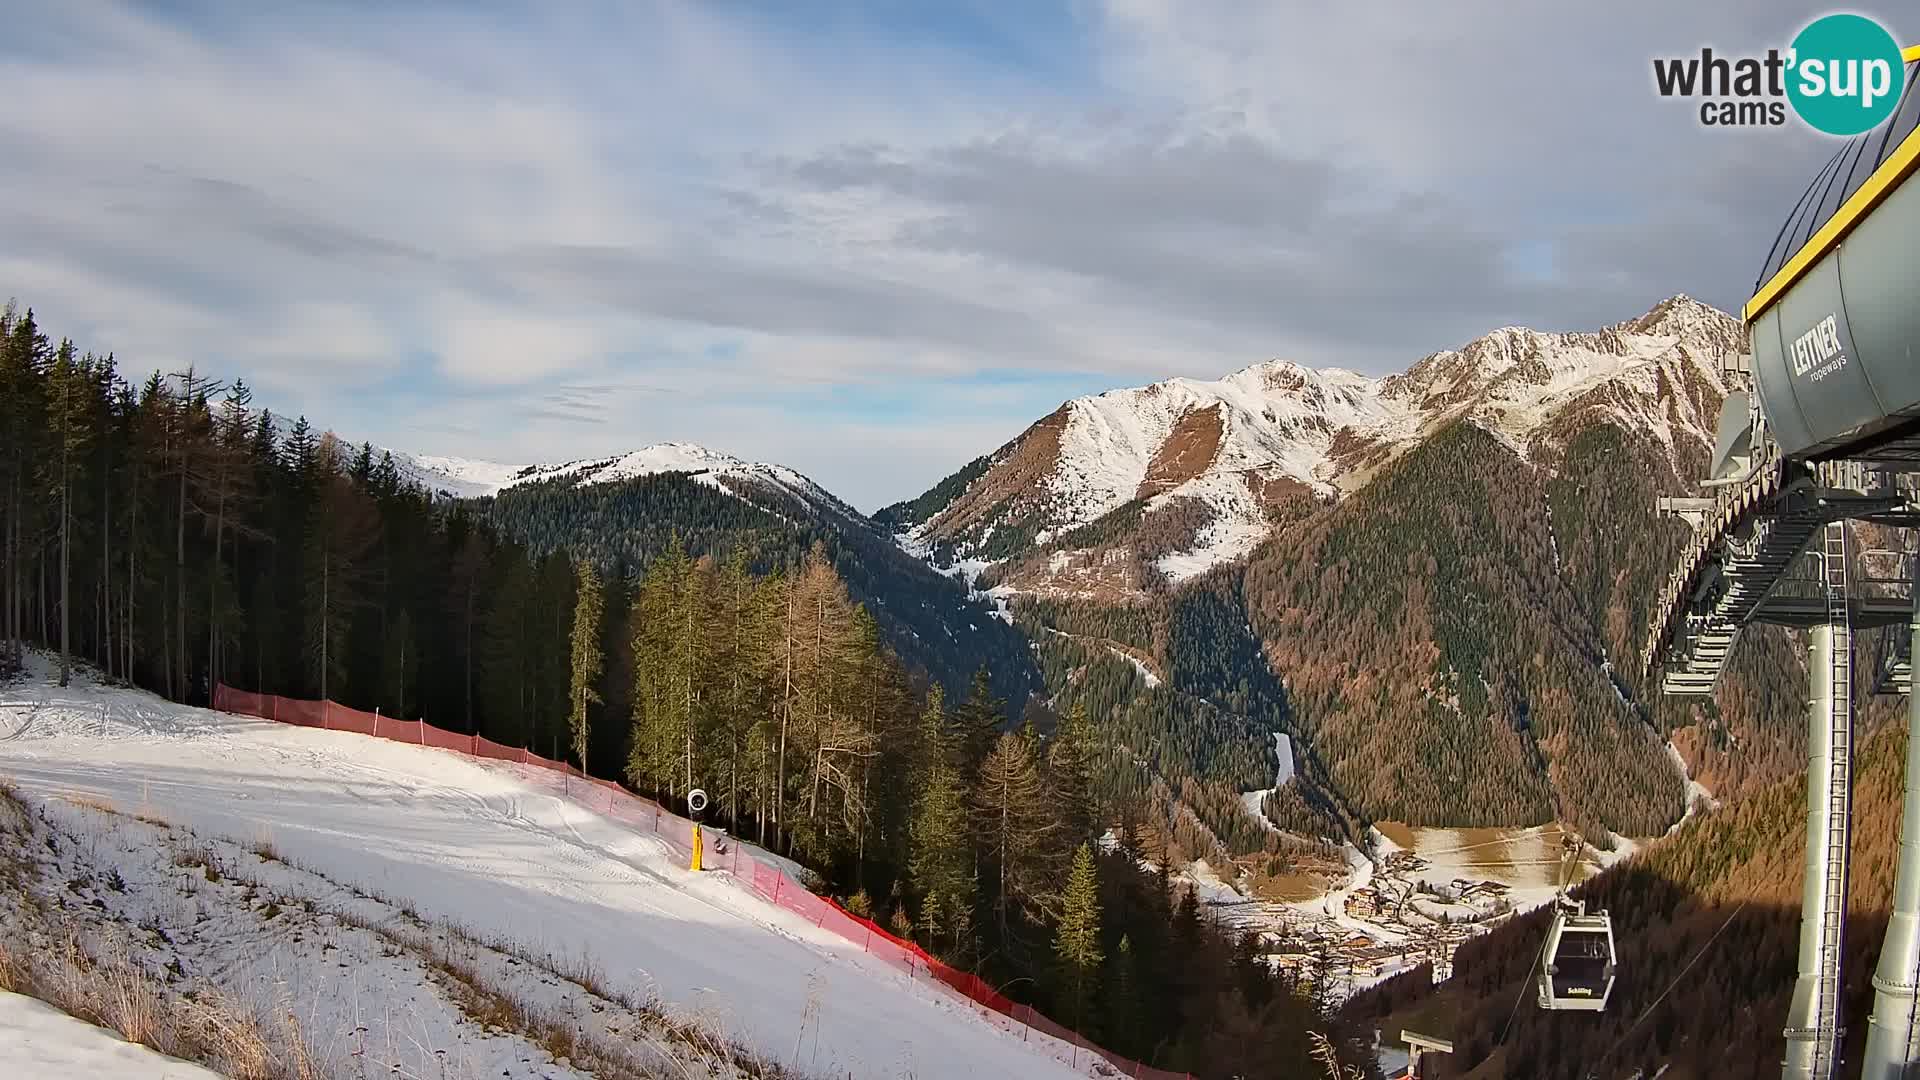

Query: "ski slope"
<box><xmin>0</xmin><ymin>664</ymin><xmax>1094</xmax><ymax>1080</ymax></box>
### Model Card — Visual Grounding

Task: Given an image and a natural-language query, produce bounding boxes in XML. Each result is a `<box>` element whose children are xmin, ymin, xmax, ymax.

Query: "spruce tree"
<box><xmin>303</xmin><ymin>437</ymin><xmax>379</xmax><ymax>703</ymax></box>
<box><xmin>46</xmin><ymin>340</ymin><xmax>91</xmax><ymax>687</ymax></box>
<box><xmin>1105</xmin><ymin>934</ymin><xmax>1142</xmax><ymax>1056</ymax></box>
<box><xmin>909</xmin><ymin>686</ymin><xmax>974</xmax><ymax>936</ymax></box>
<box><xmin>1054</xmin><ymin>843</ymin><xmax>1103</xmax><ymax>1033</ymax></box>
<box><xmin>568</xmin><ymin>559</ymin><xmax>604</xmax><ymax>772</ymax></box>
<box><xmin>1047</xmin><ymin>700</ymin><xmax>1098</xmax><ymax>849</ymax></box>
<box><xmin>381</xmin><ymin>608</ymin><xmax>416</xmax><ymax>717</ymax></box>
<box><xmin>954</xmin><ymin>666</ymin><xmax>1004</xmax><ymax>775</ymax></box>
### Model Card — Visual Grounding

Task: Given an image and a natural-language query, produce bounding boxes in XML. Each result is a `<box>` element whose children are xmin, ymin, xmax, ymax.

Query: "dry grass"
<box><xmin>0</xmin><ymin>794</ymin><xmax>329</xmax><ymax>1079</ymax></box>
<box><xmin>11</xmin><ymin>776</ymin><xmax>821</xmax><ymax>1080</ymax></box>
<box><xmin>1309</xmin><ymin>1031</ymin><xmax>1364</xmax><ymax>1079</ymax></box>
<box><xmin>57</xmin><ymin>792</ymin><xmax>120</xmax><ymax>817</ymax></box>
<box><xmin>172</xmin><ymin>844</ymin><xmax>223</xmax><ymax>883</ymax></box>
<box><xmin>250</xmin><ymin>826</ymin><xmax>283</xmax><ymax>865</ymax></box>
<box><xmin>0</xmin><ymin>930</ymin><xmax>326</xmax><ymax>1080</ymax></box>
<box><xmin>0</xmin><ymin>777</ymin><xmax>30</xmax><ymax>833</ymax></box>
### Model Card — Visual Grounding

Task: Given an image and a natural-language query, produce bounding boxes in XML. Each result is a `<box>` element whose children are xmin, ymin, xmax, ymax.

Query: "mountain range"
<box><xmin>879</xmin><ymin>295</ymin><xmax>1738</xmax><ymax>596</ymax></box>
<box><xmin>385</xmin><ymin>295</ymin><xmax>1806</xmax><ymax>855</ymax></box>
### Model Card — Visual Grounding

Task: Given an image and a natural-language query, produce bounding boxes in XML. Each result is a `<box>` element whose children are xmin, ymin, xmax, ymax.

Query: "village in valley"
<box><xmin>1182</xmin><ymin>822</ymin><xmax>1620</xmax><ymax>1002</ymax></box>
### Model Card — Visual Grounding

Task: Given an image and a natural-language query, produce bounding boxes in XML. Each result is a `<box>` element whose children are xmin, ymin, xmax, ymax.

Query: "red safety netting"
<box><xmin>211</xmin><ymin>684</ymin><xmax>1187</xmax><ymax>1080</ymax></box>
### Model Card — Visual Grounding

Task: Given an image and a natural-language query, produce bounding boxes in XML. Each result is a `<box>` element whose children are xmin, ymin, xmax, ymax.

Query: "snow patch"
<box><xmin>1111</xmin><ymin>648</ymin><xmax>1161</xmax><ymax>688</ymax></box>
<box><xmin>1238</xmin><ymin>734</ymin><xmax>1294</xmax><ymax>831</ymax></box>
<box><xmin>1666</xmin><ymin>740</ymin><xmax>1719</xmax><ymax>834</ymax></box>
<box><xmin>0</xmin><ymin>992</ymin><xmax>220</xmax><ymax>1079</ymax></box>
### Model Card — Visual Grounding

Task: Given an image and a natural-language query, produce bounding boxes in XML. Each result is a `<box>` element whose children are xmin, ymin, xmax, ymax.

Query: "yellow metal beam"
<box><xmin>1906</xmin><ymin>45</ymin><xmax>1920</xmax><ymax>63</ymax></box>
<box><xmin>1745</xmin><ymin>58</ymin><xmax>1920</xmax><ymax>323</ymax></box>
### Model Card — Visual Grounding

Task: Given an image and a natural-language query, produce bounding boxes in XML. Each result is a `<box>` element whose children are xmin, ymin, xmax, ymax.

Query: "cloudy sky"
<box><xmin>0</xmin><ymin>1</ymin><xmax>1890</xmax><ymax>508</ymax></box>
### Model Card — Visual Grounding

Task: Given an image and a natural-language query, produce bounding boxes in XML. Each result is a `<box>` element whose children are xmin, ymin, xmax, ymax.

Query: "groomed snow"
<box><xmin>0</xmin><ymin>992</ymin><xmax>221</xmax><ymax>1080</ymax></box>
<box><xmin>0</xmin><ymin>663</ymin><xmax>1093</xmax><ymax>1080</ymax></box>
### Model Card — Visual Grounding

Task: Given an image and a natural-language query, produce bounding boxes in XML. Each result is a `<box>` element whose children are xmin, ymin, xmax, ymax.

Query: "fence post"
<box><xmin>373</xmin><ymin>706</ymin><xmax>380</xmax><ymax>739</ymax></box>
<box><xmin>419</xmin><ymin>719</ymin><xmax>425</xmax><ymax>745</ymax></box>
<box><xmin>323</xmin><ymin>700</ymin><xmax>330</xmax><ymax>730</ymax></box>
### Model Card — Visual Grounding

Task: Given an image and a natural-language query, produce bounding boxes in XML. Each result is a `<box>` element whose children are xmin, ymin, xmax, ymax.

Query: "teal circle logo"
<box><xmin>1787</xmin><ymin>14</ymin><xmax>1906</xmax><ymax>136</ymax></box>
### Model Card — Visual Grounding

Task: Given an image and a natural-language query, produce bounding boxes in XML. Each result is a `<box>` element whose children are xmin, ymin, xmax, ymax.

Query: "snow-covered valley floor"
<box><xmin>0</xmin><ymin>659</ymin><xmax>1093</xmax><ymax>1080</ymax></box>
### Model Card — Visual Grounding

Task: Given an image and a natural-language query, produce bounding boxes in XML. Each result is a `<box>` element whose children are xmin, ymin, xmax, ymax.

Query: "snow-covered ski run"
<box><xmin>0</xmin><ymin>657</ymin><xmax>1100</xmax><ymax>1079</ymax></box>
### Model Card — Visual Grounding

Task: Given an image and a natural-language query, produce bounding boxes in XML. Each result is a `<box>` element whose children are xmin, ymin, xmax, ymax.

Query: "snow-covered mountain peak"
<box><xmin>1615</xmin><ymin>293</ymin><xmax>1745</xmax><ymax>356</ymax></box>
<box><xmin>387</xmin><ymin>441</ymin><xmax>849</xmax><ymax>519</ymax></box>
<box><xmin>901</xmin><ymin>296</ymin><xmax>1746</xmax><ymax>589</ymax></box>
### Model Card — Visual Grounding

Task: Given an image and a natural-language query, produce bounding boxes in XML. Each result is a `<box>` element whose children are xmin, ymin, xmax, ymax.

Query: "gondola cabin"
<box><xmin>1537</xmin><ymin>903</ymin><xmax>1616</xmax><ymax>1012</ymax></box>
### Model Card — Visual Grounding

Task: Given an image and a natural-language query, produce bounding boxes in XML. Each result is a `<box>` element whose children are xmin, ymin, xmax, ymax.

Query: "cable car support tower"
<box><xmin>1648</xmin><ymin>56</ymin><xmax>1920</xmax><ymax>1079</ymax></box>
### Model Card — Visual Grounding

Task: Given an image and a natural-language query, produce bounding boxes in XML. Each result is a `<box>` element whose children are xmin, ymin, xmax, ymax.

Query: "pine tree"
<box><xmin>568</xmin><ymin>559</ymin><xmax>604</xmax><ymax>772</ymax></box>
<box><xmin>1054</xmin><ymin>843</ymin><xmax>1104</xmax><ymax>1033</ymax></box>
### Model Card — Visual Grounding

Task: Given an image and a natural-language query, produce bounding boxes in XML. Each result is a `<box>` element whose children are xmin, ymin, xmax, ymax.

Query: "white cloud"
<box><xmin>0</xmin><ymin>0</ymin><xmax>1864</xmax><ymax>508</ymax></box>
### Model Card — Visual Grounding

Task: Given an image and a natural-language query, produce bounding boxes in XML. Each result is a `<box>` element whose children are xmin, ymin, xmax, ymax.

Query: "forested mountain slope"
<box><xmin>1348</xmin><ymin>693</ymin><xmax>1909</xmax><ymax>1079</ymax></box>
<box><xmin>377</xmin><ymin>441</ymin><xmax>1037</xmax><ymax>705</ymax></box>
<box><xmin>478</xmin><ymin>466</ymin><xmax>1038</xmax><ymax>706</ymax></box>
<box><xmin>888</xmin><ymin>297</ymin><xmax>1811</xmax><ymax>851</ymax></box>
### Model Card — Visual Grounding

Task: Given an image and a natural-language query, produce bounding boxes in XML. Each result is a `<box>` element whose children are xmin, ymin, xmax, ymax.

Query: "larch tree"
<box><xmin>971</xmin><ymin>730</ymin><xmax>1060</xmax><ymax>939</ymax></box>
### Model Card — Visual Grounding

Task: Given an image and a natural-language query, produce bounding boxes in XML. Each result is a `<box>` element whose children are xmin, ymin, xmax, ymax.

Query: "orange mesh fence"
<box><xmin>213</xmin><ymin>684</ymin><xmax>1188</xmax><ymax>1079</ymax></box>
<box><xmin>329</xmin><ymin>703</ymin><xmax>377</xmax><ymax>737</ymax></box>
<box><xmin>423</xmin><ymin>724</ymin><xmax>473</xmax><ymax>753</ymax></box>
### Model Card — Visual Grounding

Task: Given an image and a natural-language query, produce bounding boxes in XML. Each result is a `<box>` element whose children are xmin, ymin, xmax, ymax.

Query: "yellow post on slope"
<box><xmin>690</xmin><ymin>823</ymin><xmax>703</xmax><ymax>872</ymax></box>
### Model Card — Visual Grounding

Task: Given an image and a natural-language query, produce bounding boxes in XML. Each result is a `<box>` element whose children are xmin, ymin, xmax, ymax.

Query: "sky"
<box><xmin>0</xmin><ymin>1</ymin><xmax>1895</xmax><ymax>510</ymax></box>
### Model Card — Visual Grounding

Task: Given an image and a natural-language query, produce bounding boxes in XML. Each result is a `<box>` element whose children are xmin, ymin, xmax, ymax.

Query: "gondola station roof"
<box><xmin>1749</xmin><ymin>47</ymin><xmax>1920</xmax><ymax>462</ymax></box>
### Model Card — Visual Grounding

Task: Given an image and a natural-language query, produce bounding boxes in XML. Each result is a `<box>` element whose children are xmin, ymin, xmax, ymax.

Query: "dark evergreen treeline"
<box><xmin>0</xmin><ymin>302</ymin><xmax>582</xmax><ymax>749</ymax></box>
<box><xmin>0</xmin><ymin>303</ymin><xmax>1366</xmax><ymax>1079</ymax></box>
<box><xmin>483</xmin><ymin>466</ymin><xmax>1041</xmax><ymax>709</ymax></box>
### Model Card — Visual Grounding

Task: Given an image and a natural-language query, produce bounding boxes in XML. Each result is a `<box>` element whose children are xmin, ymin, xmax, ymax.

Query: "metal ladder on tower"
<box><xmin>1814</xmin><ymin>519</ymin><xmax>1854</xmax><ymax>1079</ymax></box>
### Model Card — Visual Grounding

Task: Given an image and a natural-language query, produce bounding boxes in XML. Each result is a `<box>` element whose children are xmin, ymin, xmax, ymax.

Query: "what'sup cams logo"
<box><xmin>1654</xmin><ymin>13</ymin><xmax>1907</xmax><ymax>135</ymax></box>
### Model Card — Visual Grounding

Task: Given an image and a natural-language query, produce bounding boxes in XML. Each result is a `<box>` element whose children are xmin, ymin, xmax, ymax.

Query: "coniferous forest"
<box><xmin>0</xmin><ymin>303</ymin><xmax>1367</xmax><ymax>1078</ymax></box>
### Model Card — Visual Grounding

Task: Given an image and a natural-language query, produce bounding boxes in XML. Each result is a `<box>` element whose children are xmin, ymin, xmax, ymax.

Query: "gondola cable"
<box><xmin>1498</xmin><ymin>840</ymin><xmax>1580</xmax><ymax>1043</ymax></box>
<box><xmin>1580</xmin><ymin>898</ymin><xmax>1749</xmax><ymax>1079</ymax></box>
<box><xmin>1497</xmin><ymin>926</ymin><xmax>1551</xmax><ymax>1045</ymax></box>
